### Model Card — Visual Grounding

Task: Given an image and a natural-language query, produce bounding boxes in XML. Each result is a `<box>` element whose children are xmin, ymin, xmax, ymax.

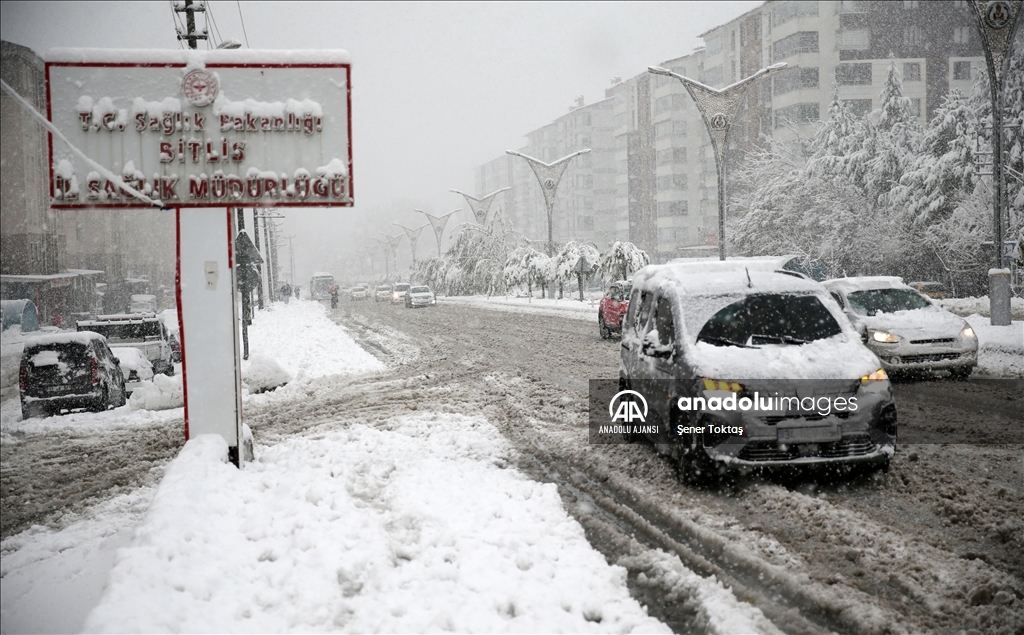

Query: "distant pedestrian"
<box><xmin>329</xmin><ymin>284</ymin><xmax>340</xmax><ymax>308</ymax></box>
<box><xmin>281</xmin><ymin>282</ymin><xmax>292</xmax><ymax>304</ymax></box>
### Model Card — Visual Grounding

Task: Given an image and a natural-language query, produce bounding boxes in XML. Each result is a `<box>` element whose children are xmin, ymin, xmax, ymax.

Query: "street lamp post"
<box><xmin>648</xmin><ymin>62</ymin><xmax>787</xmax><ymax>260</ymax></box>
<box><xmin>379</xmin><ymin>232</ymin><xmax>404</xmax><ymax>274</ymax></box>
<box><xmin>970</xmin><ymin>0</ymin><xmax>1021</xmax><ymax>326</ymax></box>
<box><xmin>416</xmin><ymin>209</ymin><xmax>461</xmax><ymax>257</ymax></box>
<box><xmin>394</xmin><ymin>223</ymin><xmax>429</xmax><ymax>267</ymax></box>
<box><xmin>450</xmin><ymin>187</ymin><xmax>511</xmax><ymax>225</ymax></box>
<box><xmin>505</xmin><ymin>150</ymin><xmax>591</xmax><ymax>256</ymax></box>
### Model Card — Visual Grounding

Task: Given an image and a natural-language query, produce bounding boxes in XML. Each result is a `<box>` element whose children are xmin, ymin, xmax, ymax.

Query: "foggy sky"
<box><xmin>1</xmin><ymin>0</ymin><xmax>761</xmax><ymax>283</ymax></box>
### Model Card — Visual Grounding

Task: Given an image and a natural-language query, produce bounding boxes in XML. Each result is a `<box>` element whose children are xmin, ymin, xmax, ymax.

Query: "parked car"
<box><xmin>405</xmin><ymin>285</ymin><xmax>436</xmax><ymax>308</ymax></box>
<box><xmin>374</xmin><ymin>285</ymin><xmax>392</xmax><ymax>302</ymax></box>
<box><xmin>76</xmin><ymin>313</ymin><xmax>175</xmax><ymax>376</ymax></box>
<box><xmin>907</xmin><ymin>281</ymin><xmax>949</xmax><ymax>300</ymax></box>
<box><xmin>20</xmin><ymin>331</ymin><xmax>127</xmax><ymax>418</ymax></box>
<box><xmin>824</xmin><ymin>276</ymin><xmax>977</xmax><ymax>378</ymax></box>
<box><xmin>115</xmin><ymin>346</ymin><xmax>154</xmax><ymax>396</ymax></box>
<box><xmin>391</xmin><ymin>283</ymin><xmax>411</xmax><ymax>304</ymax></box>
<box><xmin>619</xmin><ymin>264</ymin><xmax>897</xmax><ymax>483</ymax></box>
<box><xmin>350</xmin><ymin>285</ymin><xmax>369</xmax><ymax>301</ymax></box>
<box><xmin>598</xmin><ymin>280</ymin><xmax>632</xmax><ymax>339</ymax></box>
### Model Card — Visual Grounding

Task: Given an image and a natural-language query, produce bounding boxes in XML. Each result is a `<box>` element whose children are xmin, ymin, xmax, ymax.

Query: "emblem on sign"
<box><xmin>710</xmin><ymin>113</ymin><xmax>728</xmax><ymax>130</ymax></box>
<box><xmin>984</xmin><ymin>0</ymin><xmax>1011</xmax><ymax>28</ymax></box>
<box><xmin>543</xmin><ymin>178</ymin><xmax>556</xmax><ymax>189</ymax></box>
<box><xmin>181</xmin><ymin>69</ymin><xmax>219</xmax><ymax>106</ymax></box>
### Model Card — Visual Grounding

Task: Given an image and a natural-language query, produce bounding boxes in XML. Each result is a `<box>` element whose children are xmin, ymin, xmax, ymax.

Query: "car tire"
<box><xmin>91</xmin><ymin>386</ymin><xmax>110</xmax><ymax>412</ymax></box>
<box><xmin>21</xmin><ymin>400</ymin><xmax>46</xmax><ymax>419</ymax></box>
<box><xmin>598</xmin><ymin>313</ymin><xmax>611</xmax><ymax>340</ymax></box>
<box><xmin>949</xmin><ymin>366</ymin><xmax>973</xmax><ymax>380</ymax></box>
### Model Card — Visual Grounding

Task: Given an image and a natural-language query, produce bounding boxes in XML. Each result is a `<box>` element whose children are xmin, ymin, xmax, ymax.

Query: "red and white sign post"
<box><xmin>46</xmin><ymin>49</ymin><xmax>353</xmax><ymax>465</ymax></box>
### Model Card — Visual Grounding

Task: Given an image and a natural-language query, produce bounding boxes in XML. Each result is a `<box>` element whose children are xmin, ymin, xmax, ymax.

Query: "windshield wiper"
<box><xmin>751</xmin><ymin>334</ymin><xmax>810</xmax><ymax>345</ymax></box>
<box><xmin>697</xmin><ymin>335</ymin><xmax>759</xmax><ymax>348</ymax></box>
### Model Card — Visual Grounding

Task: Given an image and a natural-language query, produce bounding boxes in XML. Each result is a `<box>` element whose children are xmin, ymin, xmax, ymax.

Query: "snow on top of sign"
<box><xmin>46</xmin><ymin>48</ymin><xmax>351</xmax><ymax>65</ymax></box>
<box><xmin>216</xmin><ymin>96</ymin><xmax>322</xmax><ymax>118</ymax></box>
<box><xmin>317</xmin><ymin>158</ymin><xmax>348</xmax><ymax>178</ymax></box>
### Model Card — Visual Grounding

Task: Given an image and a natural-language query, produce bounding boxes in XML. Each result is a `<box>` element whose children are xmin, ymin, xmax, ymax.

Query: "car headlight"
<box><xmin>960</xmin><ymin>326</ymin><xmax>976</xmax><ymax>339</ymax></box>
<box><xmin>870</xmin><ymin>330</ymin><xmax>900</xmax><ymax>343</ymax></box>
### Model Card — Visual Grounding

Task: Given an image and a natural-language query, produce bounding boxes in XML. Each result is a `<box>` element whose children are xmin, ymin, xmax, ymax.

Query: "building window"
<box><xmin>953</xmin><ymin>0</ymin><xmax>969</xmax><ymax>8</ymax></box>
<box><xmin>903</xmin><ymin>0</ymin><xmax>919</xmax><ymax>7</ymax></box>
<box><xmin>705</xmin><ymin>35</ymin><xmax>722</xmax><ymax>55</ymax></box>
<box><xmin>773</xmin><ymin>31</ymin><xmax>819</xmax><ymax>61</ymax></box>
<box><xmin>953</xmin><ymin>60</ymin><xmax>972</xmax><ymax>80</ymax></box>
<box><xmin>774</xmin><ymin>1</ymin><xmax>818</xmax><ymax>27</ymax></box>
<box><xmin>903</xmin><ymin>25</ymin><xmax>923</xmax><ymax>46</ymax></box>
<box><xmin>654</xmin><ymin>94</ymin><xmax>687</xmax><ymax>115</ymax></box>
<box><xmin>657</xmin><ymin>174</ymin><xmax>688</xmax><ymax>191</ymax></box>
<box><xmin>953</xmin><ymin>26</ymin><xmax>971</xmax><ymax>44</ymax></box>
<box><xmin>582</xmin><ymin>216</ymin><xmax>595</xmax><ymax>231</ymax></box>
<box><xmin>654</xmin><ymin>121</ymin><xmax>687</xmax><ymax>138</ymax></box>
<box><xmin>773</xmin><ymin>67</ymin><xmax>820</xmax><ymax>95</ymax></box>
<box><xmin>657</xmin><ymin>147</ymin><xmax>688</xmax><ymax>165</ymax></box>
<box><xmin>839</xmin><ymin>29</ymin><xmax>870</xmax><ymax>50</ymax></box>
<box><xmin>700</xmin><ymin>64</ymin><xmax>724</xmax><ymax>86</ymax></box>
<box><xmin>903</xmin><ymin>62</ymin><xmax>921</xmax><ymax>81</ymax></box>
<box><xmin>774</xmin><ymin>102</ymin><xmax>820</xmax><ymax>127</ymax></box>
<box><xmin>657</xmin><ymin>201</ymin><xmax>689</xmax><ymax>217</ymax></box>
<box><xmin>841</xmin><ymin>0</ymin><xmax>866</xmax><ymax>12</ymax></box>
<box><xmin>843</xmin><ymin>99</ymin><xmax>872</xmax><ymax>118</ymax></box>
<box><xmin>836</xmin><ymin>62</ymin><xmax>872</xmax><ymax>85</ymax></box>
<box><xmin>731</xmin><ymin>30</ymin><xmax>737</xmax><ymax>51</ymax></box>
<box><xmin>909</xmin><ymin>98</ymin><xmax>922</xmax><ymax>117</ymax></box>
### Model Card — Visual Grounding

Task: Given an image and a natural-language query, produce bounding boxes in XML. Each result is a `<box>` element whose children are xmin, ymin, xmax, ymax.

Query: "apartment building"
<box><xmin>473</xmin><ymin>0</ymin><xmax>987</xmax><ymax>263</ymax></box>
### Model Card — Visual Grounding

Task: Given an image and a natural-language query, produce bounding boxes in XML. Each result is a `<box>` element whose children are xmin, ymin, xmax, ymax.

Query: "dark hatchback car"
<box><xmin>20</xmin><ymin>331</ymin><xmax>127</xmax><ymax>418</ymax></box>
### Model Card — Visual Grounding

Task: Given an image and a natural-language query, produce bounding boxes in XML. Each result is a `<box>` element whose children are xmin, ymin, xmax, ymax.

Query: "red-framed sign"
<box><xmin>45</xmin><ymin>49</ymin><xmax>352</xmax><ymax>209</ymax></box>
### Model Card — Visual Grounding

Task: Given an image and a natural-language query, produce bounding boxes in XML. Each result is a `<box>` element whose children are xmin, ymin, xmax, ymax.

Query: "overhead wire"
<box><xmin>236</xmin><ymin>0</ymin><xmax>251</xmax><ymax>48</ymax></box>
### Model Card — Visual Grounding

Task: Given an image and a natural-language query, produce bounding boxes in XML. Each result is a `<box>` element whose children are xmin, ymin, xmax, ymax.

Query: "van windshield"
<box><xmin>696</xmin><ymin>294</ymin><xmax>842</xmax><ymax>347</ymax></box>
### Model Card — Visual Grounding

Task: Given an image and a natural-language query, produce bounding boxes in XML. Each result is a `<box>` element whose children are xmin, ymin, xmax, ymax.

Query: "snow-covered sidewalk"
<box><xmin>439</xmin><ymin>294</ymin><xmax>600</xmax><ymax>322</ymax></box>
<box><xmin>85</xmin><ymin>416</ymin><xmax>667</xmax><ymax>633</ymax></box>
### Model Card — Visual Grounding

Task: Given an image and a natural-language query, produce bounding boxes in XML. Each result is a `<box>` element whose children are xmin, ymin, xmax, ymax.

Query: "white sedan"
<box><xmin>824</xmin><ymin>276</ymin><xmax>978</xmax><ymax>378</ymax></box>
<box><xmin>114</xmin><ymin>346</ymin><xmax>155</xmax><ymax>396</ymax></box>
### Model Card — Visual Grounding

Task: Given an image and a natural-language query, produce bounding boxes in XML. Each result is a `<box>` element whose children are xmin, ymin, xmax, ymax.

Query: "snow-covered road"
<box><xmin>2</xmin><ymin>298</ymin><xmax>1021</xmax><ymax>634</ymax></box>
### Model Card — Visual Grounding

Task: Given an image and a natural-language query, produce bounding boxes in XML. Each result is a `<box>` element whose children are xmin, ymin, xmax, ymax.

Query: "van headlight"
<box><xmin>859</xmin><ymin>368</ymin><xmax>890</xmax><ymax>394</ymax></box>
<box><xmin>870</xmin><ymin>330</ymin><xmax>900</xmax><ymax>343</ymax></box>
<box><xmin>960</xmin><ymin>326</ymin><xmax>976</xmax><ymax>339</ymax></box>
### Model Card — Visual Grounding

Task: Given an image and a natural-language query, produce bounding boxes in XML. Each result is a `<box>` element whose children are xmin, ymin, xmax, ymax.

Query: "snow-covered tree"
<box><xmin>553</xmin><ymin>241</ymin><xmax>600</xmax><ymax>300</ymax></box>
<box><xmin>597</xmin><ymin>241</ymin><xmax>650</xmax><ymax>282</ymax></box>
<box><xmin>503</xmin><ymin>245</ymin><xmax>546</xmax><ymax>295</ymax></box>
<box><xmin>892</xmin><ymin>89</ymin><xmax>978</xmax><ymax>227</ymax></box>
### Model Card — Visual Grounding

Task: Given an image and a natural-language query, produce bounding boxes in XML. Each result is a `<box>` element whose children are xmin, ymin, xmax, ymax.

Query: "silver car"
<box><xmin>405</xmin><ymin>285</ymin><xmax>436</xmax><ymax>308</ymax></box>
<box><xmin>824</xmin><ymin>276</ymin><xmax>977</xmax><ymax>378</ymax></box>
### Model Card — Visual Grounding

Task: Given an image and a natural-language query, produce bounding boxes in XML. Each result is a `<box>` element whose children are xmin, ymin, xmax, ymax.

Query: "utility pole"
<box><xmin>174</xmin><ymin>0</ymin><xmax>208</xmax><ymax>50</ymax></box>
<box><xmin>252</xmin><ymin>210</ymin><xmax>264</xmax><ymax>309</ymax></box>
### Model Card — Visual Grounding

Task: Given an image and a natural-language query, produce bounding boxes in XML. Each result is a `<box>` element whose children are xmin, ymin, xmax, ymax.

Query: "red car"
<box><xmin>598</xmin><ymin>280</ymin><xmax>632</xmax><ymax>339</ymax></box>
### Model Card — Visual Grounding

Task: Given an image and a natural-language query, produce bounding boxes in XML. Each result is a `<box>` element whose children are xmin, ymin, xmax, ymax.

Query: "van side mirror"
<box><xmin>641</xmin><ymin>331</ymin><xmax>673</xmax><ymax>359</ymax></box>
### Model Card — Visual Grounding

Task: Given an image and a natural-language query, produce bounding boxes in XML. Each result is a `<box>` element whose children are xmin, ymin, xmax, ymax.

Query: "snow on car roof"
<box><xmin>633</xmin><ymin>264</ymin><xmax>823</xmax><ymax>297</ymax></box>
<box><xmin>23</xmin><ymin>331</ymin><xmax>103</xmax><ymax>348</ymax></box>
<box><xmin>823</xmin><ymin>276</ymin><xmax>907</xmax><ymax>294</ymax></box>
